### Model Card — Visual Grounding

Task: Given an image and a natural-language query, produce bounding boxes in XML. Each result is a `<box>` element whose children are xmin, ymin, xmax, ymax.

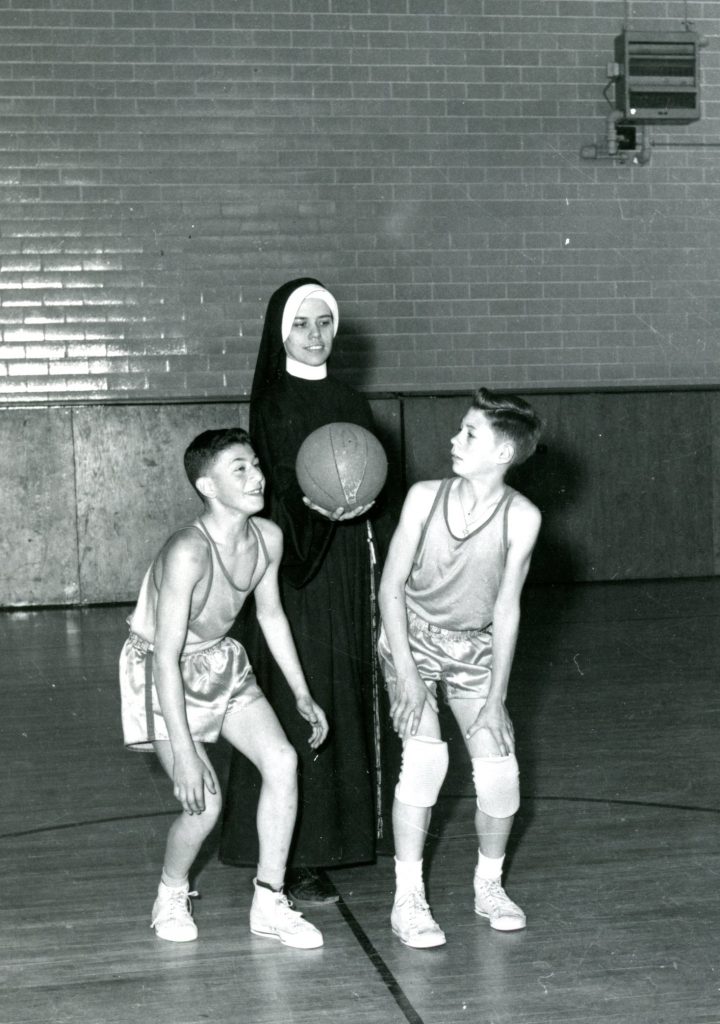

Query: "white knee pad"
<box><xmin>395</xmin><ymin>737</ymin><xmax>449</xmax><ymax>808</ymax></box>
<box><xmin>471</xmin><ymin>755</ymin><xmax>520</xmax><ymax>818</ymax></box>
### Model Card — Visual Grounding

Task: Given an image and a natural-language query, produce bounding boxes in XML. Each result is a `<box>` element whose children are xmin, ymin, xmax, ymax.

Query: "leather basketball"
<box><xmin>295</xmin><ymin>422</ymin><xmax>388</xmax><ymax>514</ymax></box>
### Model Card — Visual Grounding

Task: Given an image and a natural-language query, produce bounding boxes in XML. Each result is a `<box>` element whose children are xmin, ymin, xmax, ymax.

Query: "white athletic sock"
<box><xmin>160</xmin><ymin>870</ymin><xmax>189</xmax><ymax>891</ymax></box>
<box><xmin>476</xmin><ymin>851</ymin><xmax>504</xmax><ymax>882</ymax></box>
<box><xmin>394</xmin><ymin>857</ymin><xmax>424</xmax><ymax>896</ymax></box>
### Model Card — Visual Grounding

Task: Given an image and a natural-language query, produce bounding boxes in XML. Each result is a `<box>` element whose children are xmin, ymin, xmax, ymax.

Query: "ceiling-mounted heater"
<box><xmin>614</xmin><ymin>30</ymin><xmax>700</xmax><ymax>124</ymax></box>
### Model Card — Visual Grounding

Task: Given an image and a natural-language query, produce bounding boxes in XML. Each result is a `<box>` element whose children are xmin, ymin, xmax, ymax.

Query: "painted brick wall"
<box><xmin>0</xmin><ymin>0</ymin><xmax>718</xmax><ymax>402</ymax></box>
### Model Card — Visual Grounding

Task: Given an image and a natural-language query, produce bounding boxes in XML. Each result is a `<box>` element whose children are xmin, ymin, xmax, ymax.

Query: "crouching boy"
<box><xmin>119</xmin><ymin>428</ymin><xmax>328</xmax><ymax>948</ymax></box>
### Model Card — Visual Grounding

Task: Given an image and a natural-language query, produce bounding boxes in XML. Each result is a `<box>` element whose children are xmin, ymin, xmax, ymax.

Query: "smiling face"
<box><xmin>450</xmin><ymin>408</ymin><xmax>514</xmax><ymax>477</ymax></box>
<box><xmin>283</xmin><ymin>296</ymin><xmax>334</xmax><ymax>367</ymax></box>
<box><xmin>198</xmin><ymin>442</ymin><xmax>265</xmax><ymax>513</ymax></box>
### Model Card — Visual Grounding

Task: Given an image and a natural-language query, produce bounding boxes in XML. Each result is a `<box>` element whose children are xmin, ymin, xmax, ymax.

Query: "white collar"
<box><xmin>285</xmin><ymin>356</ymin><xmax>327</xmax><ymax>380</ymax></box>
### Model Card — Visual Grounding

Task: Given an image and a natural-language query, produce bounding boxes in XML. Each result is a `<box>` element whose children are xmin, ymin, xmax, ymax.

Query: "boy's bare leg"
<box><xmin>153</xmin><ymin>739</ymin><xmax>221</xmax><ymax>884</ymax></box>
<box><xmin>474</xmin><ymin>807</ymin><xmax>514</xmax><ymax>858</ymax></box>
<box><xmin>449</xmin><ymin>697</ymin><xmax>526</xmax><ymax>931</ymax></box>
<box><xmin>222</xmin><ymin>698</ymin><xmax>324</xmax><ymax>950</ymax></box>
<box><xmin>390</xmin><ymin>703</ymin><xmax>447</xmax><ymax>948</ymax></box>
<box><xmin>221</xmin><ymin>695</ymin><xmax>298</xmax><ymax>889</ymax></box>
<box><xmin>392</xmin><ymin>802</ymin><xmax>431</xmax><ymax>861</ymax></box>
<box><xmin>392</xmin><ymin>701</ymin><xmax>442</xmax><ymax>861</ymax></box>
<box><xmin>447</xmin><ymin>697</ymin><xmax>515</xmax><ymax>856</ymax></box>
<box><xmin>151</xmin><ymin>739</ymin><xmax>220</xmax><ymax>942</ymax></box>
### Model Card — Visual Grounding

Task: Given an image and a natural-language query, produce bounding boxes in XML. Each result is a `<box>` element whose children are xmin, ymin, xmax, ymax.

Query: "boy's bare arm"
<box><xmin>252</xmin><ymin>520</ymin><xmax>328</xmax><ymax>748</ymax></box>
<box><xmin>466</xmin><ymin>497</ymin><xmax>542</xmax><ymax>753</ymax></box>
<box><xmin>153</xmin><ymin>534</ymin><xmax>218</xmax><ymax>813</ymax></box>
<box><xmin>378</xmin><ymin>481</ymin><xmax>439</xmax><ymax>739</ymax></box>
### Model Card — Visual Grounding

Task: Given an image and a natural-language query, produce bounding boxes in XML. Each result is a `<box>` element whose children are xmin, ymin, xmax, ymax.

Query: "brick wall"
<box><xmin>0</xmin><ymin>0</ymin><xmax>718</xmax><ymax>402</ymax></box>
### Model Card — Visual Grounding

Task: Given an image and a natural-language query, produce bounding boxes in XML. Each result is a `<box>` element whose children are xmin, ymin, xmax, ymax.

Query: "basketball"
<box><xmin>295</xmin><ymin>422</ymin><xmax>388</xmax><ymax>514</ymax></box>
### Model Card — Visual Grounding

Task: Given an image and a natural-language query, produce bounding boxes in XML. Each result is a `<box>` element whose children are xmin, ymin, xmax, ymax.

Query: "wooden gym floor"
<box><xmin>2</xmin><ymin>578</ymin><xmax>719</xmax><ymax>1024</ymax></box>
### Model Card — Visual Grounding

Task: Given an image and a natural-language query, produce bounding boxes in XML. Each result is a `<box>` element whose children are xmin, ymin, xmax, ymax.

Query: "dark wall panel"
<box><xmin>1</xmin><ymin>408</ymin><xmax>79</xmax><ymax>605</ymax></box>
<box><xmin>1</xmin><ymin>389</ymin><xmax>718</xmax><ymax>607</ymax></box>
<box><xmin>402</xmin><ymin>392</ymin><xmax>714</xmax><ymax>582</ymax></box>
<box><xmin>73</xmin><ymin>404</ymin><xmax>246</xmax><ymax>604</ymax></box>
<box><xmin>402</xmin><ymin>395</ymin><xmax>466</xmax><ymax>484</ymax></box>
<box><xmin>712</xmin><ymin>393</ymin><xmax>720</xmax><ymax>576</ymax></box>
<box><xmin>367</xmin><ymin>396</ymin><xmax>403</xmax><ymax>560</ymax></box>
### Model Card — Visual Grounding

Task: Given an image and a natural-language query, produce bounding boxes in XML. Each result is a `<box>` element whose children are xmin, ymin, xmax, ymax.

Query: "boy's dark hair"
<box><xmin>184</xmin><ymin>427</ymin><xmax>253</xmax><ymax>497</ymax></box>
<box><xmin>471</xmin><ymin>388</ymin><xmax>542</xmax><ymax>465</ymax></box>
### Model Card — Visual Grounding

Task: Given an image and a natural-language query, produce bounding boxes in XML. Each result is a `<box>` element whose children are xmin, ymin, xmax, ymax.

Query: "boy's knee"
<box><xmin>178</xmin><ymin>791</ymin><xmax>221</xmax><ymax>835</ymax></box>
<box><xmin>202</xmin><ymin>792</ymin><xmax>223</xmax><ymax>828</ymax></box>
<box><xmin>471</xmin><ymin>755</ymin><xmax>520</xmax><ymax>818</ymax></box>
<box><xmin>263</xmin><ymin>740</ymin><xmax>298</xmax><ymax>783</ymax></box>
<box><xmin>395</xmin><ymin>736</ymin><xmax>449</xmax><ymax>808</ymax></box>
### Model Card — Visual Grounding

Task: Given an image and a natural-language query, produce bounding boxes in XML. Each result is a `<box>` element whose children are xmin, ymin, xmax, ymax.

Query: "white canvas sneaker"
<box><xmin>250</xmin><ymin>879</ymin><xmax>323</xmax><ymax>949</ymax></box>
<box><xmin>151</xmin><ymin>882</ymin><xmax>199</xmax><ymax>942</ymax></box>
<box><xmin>473</xmin><ymin>874</ymin><xmax>526</xmax><ymax>931</ymax></box>
<box><xmin>391</xmin><ymin>888</ymin><xmax>446</xmax><ymax>948</ymax></box>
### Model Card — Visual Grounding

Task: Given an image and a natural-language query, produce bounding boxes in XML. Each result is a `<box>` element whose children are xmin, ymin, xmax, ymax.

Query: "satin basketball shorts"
<box><xmin>119</xmin><ymin>632</ymin><xmax>264</xmax><ymax>751</ymax></box>
<box><xmin>377</xmin><ymin>609</ymin><xmax>493</xmax><ymax>703</ymax></box>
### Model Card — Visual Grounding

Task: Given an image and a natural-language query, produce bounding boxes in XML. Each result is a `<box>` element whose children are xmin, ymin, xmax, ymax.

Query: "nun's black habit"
<box><xmin>219</xmin><ymin>278</ymin><xmax>394</xmax><ymax>869</ymax></box>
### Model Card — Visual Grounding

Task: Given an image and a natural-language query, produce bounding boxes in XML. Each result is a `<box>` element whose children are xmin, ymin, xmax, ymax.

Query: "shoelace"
<box><xmin>398</xmin><ymin>890</ymin><xmax>436</xmax><ymax>929</ymax></box>
<box><xmin>271</xmin><ymin>893</ymin><xmax>307</xmax><ymax>930</ymax></box>
<box><xmin>152</xmin><ymin>889</ymin><xmax>198</xmax><ymax>927</ymax></box>
<box><xmin>476</xmin><ymin>879</ymin><xmax>515</xmax><ymax>911</ymax></box>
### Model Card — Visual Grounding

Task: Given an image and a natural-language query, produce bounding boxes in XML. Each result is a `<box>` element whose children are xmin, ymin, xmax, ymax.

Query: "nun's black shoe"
<box><xmin>286</xmin><ymin>867</ymin><xmax>339</xmax><ymax>904</ymax></box>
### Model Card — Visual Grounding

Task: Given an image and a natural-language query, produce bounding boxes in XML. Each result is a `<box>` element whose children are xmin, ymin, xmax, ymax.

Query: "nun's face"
<box><xmin>283</xmin><ymin>297</ymin><xmax>334</xmax><ymax>366</ymax></box>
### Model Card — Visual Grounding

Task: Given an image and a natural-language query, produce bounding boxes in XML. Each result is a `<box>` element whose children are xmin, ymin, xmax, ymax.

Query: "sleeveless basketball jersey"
<box><xmin>404</xmin><ymin>479</ymin><xmax>515</xmax><ymax>631</ymax></box>
<box><xmin>128</xmin><ymin>519</ymin><xmax>268</xmax><ymax>648</ymax></box>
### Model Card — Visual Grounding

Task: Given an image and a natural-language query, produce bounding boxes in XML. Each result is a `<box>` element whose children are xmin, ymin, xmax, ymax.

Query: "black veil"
<box><xmin>249</xmin><ymin>276</ymin><xmax>325</xmax><ymax>436</ymax></box>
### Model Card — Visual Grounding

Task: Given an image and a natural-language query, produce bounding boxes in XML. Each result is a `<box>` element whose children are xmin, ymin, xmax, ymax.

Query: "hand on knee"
<box><xmin>188</xmin><ymin>788</ymin><xmax>222</xmax><ymax>835</ymax></box>
<box><xmin>471</xmin><ymin>754</ymin><xmax>520</xmax><ymax>818</ymax></box>
<box><xmin>171</xmin><ymin>790</ymin><xmax>222</xmax><ymax>850</ymax></box>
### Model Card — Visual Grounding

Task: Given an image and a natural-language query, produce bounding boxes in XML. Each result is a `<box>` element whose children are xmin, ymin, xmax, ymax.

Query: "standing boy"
<box><xmin>119</xmin><ymin>428</ymin><xmax>328</xmax><ymax>948</ymax></box>
<box><xmin>377</xmin><ymin>388</ymin><xmax>542</xmax><ymax>948</ymax></box>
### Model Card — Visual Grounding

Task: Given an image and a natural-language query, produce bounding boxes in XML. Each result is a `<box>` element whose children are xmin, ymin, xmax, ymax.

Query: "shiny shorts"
<box><xmin>119</xmin><ymin>632</ymin><xmax>264</xmax><ymax>751</ymax></box>
<box><xmin>377</xmin><ymin>609</ymin><xmax>493</xmax><ymax>703</ymax></box>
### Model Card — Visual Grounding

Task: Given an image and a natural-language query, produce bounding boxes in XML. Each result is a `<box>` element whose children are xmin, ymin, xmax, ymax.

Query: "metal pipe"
<box><xmin>606</xmin><ymin>110</ymin><xmax>624</xmax><ymax>156</ymax></box>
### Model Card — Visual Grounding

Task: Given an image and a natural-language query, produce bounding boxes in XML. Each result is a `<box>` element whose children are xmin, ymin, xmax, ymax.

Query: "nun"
<box><xmin>219</xmin><ymin>278</ymin><xmax>396</xmax><ymax>903</ymax></box>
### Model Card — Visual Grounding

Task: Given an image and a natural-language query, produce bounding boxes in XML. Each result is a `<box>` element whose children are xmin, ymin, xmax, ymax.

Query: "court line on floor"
<box><xmin>4</xmin><ymin>796</ymin><xmax>718</xmax><ymax>1023</ymax></box>
<box><xmin>321</xmin><ymin>871</ymin><xmax>425</xmax><ymax>1024</ymax></box>
<box><xmin>0</xmin><ymin>809</ymin><xmax>177</xmax><ymax>840</ymax></box>
<box><xmin>0</xmin><ymin>809</ymin><xmax>428</xmax><ymax>1023</ymax></box>
<box><xmin>3</xmin><ymin>794</ymin><xmax>720</xmax><ymax>842</ymax></box>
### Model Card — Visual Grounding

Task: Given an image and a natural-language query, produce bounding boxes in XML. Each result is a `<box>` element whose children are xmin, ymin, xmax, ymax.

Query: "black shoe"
<box><xmin>286</xmin><ymin>868</ymin><xmax>339</xmax><ymax>905</ymax></box>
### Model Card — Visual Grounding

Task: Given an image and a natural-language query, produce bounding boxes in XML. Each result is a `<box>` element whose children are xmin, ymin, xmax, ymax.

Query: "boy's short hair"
<box><xmin>471</xmin><ymin>388</ymin><xmax>542</xmax><ymax>465</ymax></box>
<box><xmin>184</xmin><ymin>427</ymin><xmax>253</xmax><ymax>497</ymax></box>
